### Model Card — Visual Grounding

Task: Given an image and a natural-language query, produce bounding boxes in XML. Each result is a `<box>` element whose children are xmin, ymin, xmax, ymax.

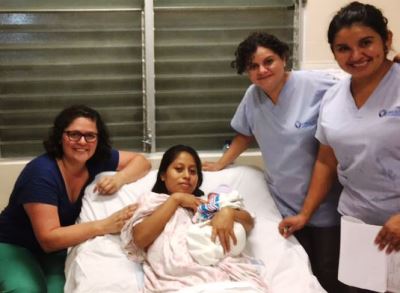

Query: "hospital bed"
<box><xmin>65</xmin><ymin>165</ymin><xmax>326</xmax><ymax>293</ymax></box>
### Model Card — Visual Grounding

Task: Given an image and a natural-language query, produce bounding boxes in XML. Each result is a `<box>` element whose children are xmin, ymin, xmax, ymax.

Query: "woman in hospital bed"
<box><xmin>120</xmin><ymin>144</ymin><xmax>268</xmax><ymax>292</ymax></box>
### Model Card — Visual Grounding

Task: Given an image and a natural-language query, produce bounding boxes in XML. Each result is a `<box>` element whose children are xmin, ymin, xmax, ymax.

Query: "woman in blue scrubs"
<box><xmin>203</xmin><ymin>32</ymin><xmax>347</xmax><ymax>292</ymax></box>
<box><xmin>280</xmin><ymin>2</ymin><xmax>400</xmax><ymax>292</ymax></box>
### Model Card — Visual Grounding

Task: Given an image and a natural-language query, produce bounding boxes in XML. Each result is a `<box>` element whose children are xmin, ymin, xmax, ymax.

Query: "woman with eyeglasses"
<box><xmin>0</xmin><ymin>104</ymin><xmax>151</xmax><ymax>292</ymax></box>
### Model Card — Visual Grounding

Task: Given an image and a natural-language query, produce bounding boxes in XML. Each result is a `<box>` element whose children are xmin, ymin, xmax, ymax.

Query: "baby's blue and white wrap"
<box><xmin>187</xmin><ymin>184</ymin><xmax>248</xmax><ymax>266</ymax></box>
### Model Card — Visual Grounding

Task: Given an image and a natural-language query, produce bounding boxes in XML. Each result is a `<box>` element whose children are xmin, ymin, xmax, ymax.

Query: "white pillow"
<box><xmin>66</xmin><ymin>166</ymin><xmax>324</xmax><ymax>293</ymax></box>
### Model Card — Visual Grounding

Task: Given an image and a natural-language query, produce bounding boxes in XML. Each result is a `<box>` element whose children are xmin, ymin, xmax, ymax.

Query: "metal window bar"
<box><xmin>152</xmin><ymin>0</ymin><xmax>297</xmax><ymax>152</ymax></box>
<box><xmin>0</xmin><ymin>0</ymin><xmax>299</xmax><ymax>157</ymax></box>
<box><xmin>143</xmin><ymin>0</ymin><xmax>156</xmax><ymax>153</ymax></box>
<box><xmin>0</xmin><ymin>8</ymin><xmax>144</xmax><ymax>157</ymax></box>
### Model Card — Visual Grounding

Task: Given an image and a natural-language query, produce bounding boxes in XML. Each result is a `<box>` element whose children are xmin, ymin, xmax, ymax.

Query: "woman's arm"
<box><xmin>132</xmin><ymin>193</ymin><xmax>204</xmax><ymax>249</ymax></box>
<box><xmin>278</xmin><ymin>144</ymin><xmax>338</xmax><ymax>237</ymax></box>
<box><xmin>210</xmin><ymin>207</ymin><xmax>254</xmax><ymax>253</ymax></box>
<box><xmin>231</xmin><ymin>209</ymin><xmax>254</xmax><ymax>233</ymax></box>
<box><xmin>95</xmin><ymin>151</ymin><xmax>151</xmax><ymax>194</ymax></box>
<box><xmin>24</xmin><ymin>202</ymin><xmax>137</xmax><ymax>253</ymax></box>
<box><xmin>203</xmin><ymin>133</ymin><xmax>254</xmax><ymax>171</ymax></box>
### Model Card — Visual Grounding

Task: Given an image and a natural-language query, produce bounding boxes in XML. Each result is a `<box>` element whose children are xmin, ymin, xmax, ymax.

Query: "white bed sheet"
<box><xmin>65</xmin><ymin>165</ymin><xmax>326</xmax><ymax>293</ymax></box>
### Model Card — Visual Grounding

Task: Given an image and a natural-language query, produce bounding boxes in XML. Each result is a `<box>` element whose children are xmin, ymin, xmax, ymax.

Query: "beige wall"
<box><xmin>301</xmin><ymin>0</ymin><xmax>400</xmax><ymax>69</ymax></box>
<box><xmin>0</xmin><ymin>160</ymin><xmax>30</xmax><ymax>209</ymax></box>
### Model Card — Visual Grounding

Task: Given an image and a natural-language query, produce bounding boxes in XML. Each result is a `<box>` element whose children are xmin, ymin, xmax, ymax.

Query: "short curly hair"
<box><xmin>232</xmin><ymin>32</ymin><xmax>290</xmax><ymax>74</ymax></box>
<box><xmin>43</xmin><ymin>105</ymin><xmax>112</xmax><ymax>164</ymax></box>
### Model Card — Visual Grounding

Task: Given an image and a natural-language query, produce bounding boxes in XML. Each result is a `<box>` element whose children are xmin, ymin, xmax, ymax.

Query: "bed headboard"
<box><xmin>0</xmin><ymin>152</ymin><xmax>263</xmax><ymax>211</ymax></box>
<box><xmin>0</xmin><ymin>160</ymin><xmax>28</xmax><ymax>210</ymax></box>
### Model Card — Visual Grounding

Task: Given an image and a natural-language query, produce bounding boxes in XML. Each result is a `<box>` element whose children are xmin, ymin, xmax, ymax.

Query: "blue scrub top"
<box><xmin>316</xmin><ymin>63</ymin><xmax>400</xmax><ymax>225</ymax></box>
<box><xmin>231</xmin><ymin>70</ymin><xmax>341</xmax><ymax>227</ymax></box>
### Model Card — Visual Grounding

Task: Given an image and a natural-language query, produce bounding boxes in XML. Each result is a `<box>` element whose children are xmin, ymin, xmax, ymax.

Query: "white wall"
<box><xmin>301</xmin><ymin>0</ymin><xmax>400</xmax><ymax>69</ymax></box>
<box><xmin>1</xmin><ymin>0</ymin><xmax>400</xmax><ymax>209</ymax></box>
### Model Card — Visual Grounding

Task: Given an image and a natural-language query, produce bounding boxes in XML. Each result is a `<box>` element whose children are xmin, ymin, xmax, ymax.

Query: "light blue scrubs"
<box><xmin>231</xmin><ymin>70</ymin><xmax>341</xmax><ymax>227</ymax></box>
<box><xmin>316</xmin><ymin>63</ymin><xmax>400</xmax><ymax>226</ymax></box>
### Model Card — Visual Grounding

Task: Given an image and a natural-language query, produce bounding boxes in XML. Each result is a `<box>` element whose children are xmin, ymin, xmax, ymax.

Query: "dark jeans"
<box><xmin>294</xmin><ymin>225</ymin><xmax>353</xmax><ymax>293</ymax></box>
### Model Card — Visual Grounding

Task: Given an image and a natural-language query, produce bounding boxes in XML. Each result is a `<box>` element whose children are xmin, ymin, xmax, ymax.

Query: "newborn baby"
<box><xmin>187</xmin><ymin>184</ymin><xmax>248</xmax><ymax>265</ymax></box>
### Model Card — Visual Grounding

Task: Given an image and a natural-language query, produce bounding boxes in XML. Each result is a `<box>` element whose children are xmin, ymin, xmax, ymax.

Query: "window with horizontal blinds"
<box><xmin>0</xmin><ymin>2</ymin><xmax>143</xmax><ymax>157</ymax></box>
<box><xmin>0</xmin><ymin>0</ymin><xmax>299</xmax><ymax>158</ymax></box>
<box><xmin>153</xmin><ymin>0</ymin><xmax>297</xmax><ymax>151</ymax></box>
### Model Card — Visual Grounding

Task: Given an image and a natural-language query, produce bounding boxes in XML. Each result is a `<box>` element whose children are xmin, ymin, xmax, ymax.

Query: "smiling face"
<box><xmin>246</xmin><ymin>46</ymin><xmax>287</xmax><ymax>98</ymax></box>
<box><xmin>332</xmin><ymin>24</ymin><xmax>392</xmax><ymax>80</ymax></box>
<box><xmin>61</xmin><ymin>117</ymin><xmax>98</xmax><ymax>165</ymax></box>
<box><xmin>161</xmin><ymin>151</ymin><xmax>199</xmax><ymax>194</ymax></box>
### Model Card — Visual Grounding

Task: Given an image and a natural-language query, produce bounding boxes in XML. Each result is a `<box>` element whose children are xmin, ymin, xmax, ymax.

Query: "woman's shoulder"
<box><xmin>242</xmin><ymin>84</ymin><xmax>266</xmax><ymax>104</ymax></box>
<box><xmin>139</xmin><ymin>191</ymin><xmax>169</xmax><ymax>202</ymax></box>
<box><xmin>244</xmin><ymin>84</ymin><xmax>259</xmax><ymax>96</ymax></box>
<box><xmin>24</xmin><ymin>154</ymin><xmax>57</xmax><ymax>174</ymax></box>
<box><xmin>291</xmin><ymin>69</ymin><xmax>341</xmax><ymax>85</ymax></box>
<box><xmin>87</xmin><ymin>148</ymin><xmax>119</xmax><ymax>174</ymax></box>
<box><xmin>324</xmin><ymin>76</ymin><xmax>350</xmax><ymax>96</ymax></box>
<box><xmin>134</xmin><ymin>191</ymin><xmax>170</xmax><ymax>214</ymax></box>
<box><xmin>15</xmin><ymin>154</ymin><xmax>61</xmax><ymax>190</ymax></box>
<box><xmin>389</xmin><ymin>62</ymin><xmax>400</xmax><ymax>80</ymax></box>
<box><xmin>319</xmin><ymin>77</ymin><xmax>351</xmax><ymax>109</ymax></box>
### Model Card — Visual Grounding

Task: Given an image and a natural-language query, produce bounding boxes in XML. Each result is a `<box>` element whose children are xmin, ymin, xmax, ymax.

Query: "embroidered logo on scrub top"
<box><xmin>379</xmin><ymin>106</ymin><xmax>400</xmax><ymax>117</ymax></box>
<box><xmin>295</xmin><ymin>119</ymin><xmax>317</xmax><ymax>129</ymax></box>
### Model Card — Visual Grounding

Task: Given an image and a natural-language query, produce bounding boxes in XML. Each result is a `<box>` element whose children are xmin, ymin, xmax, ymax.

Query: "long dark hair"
<box><xmin>43</xmin><ymin>105</ymin><xmax>112</xmax><ymax>164</ymax></box>
<box><xmin>152</xmin><ymin>145</ymin><xmax>204</xmax><ymax>197</ymax></box>
<box><xmin>328</xmin><ymin>1</ymin><xmax>389</xmax><ymax>53</ymax></box>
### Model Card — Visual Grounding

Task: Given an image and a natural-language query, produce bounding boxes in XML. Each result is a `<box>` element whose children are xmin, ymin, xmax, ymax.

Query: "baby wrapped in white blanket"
<box><xmin>120</xmin><ymin>188</ymin><xmax>268</xmax><ymax>292</ymax></box>
<box><xmin>187</xmin><ymin>184</ymin><xmax>247</xmax><ymax>266</ymax></box>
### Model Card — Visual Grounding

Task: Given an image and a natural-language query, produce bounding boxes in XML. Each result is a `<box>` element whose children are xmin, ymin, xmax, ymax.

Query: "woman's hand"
<box><xmin>375</xmin><ymin>214</ymin><xmax>400</xmax><ymax>254</ymax></box>
<box><xmin>278</xmin><ymin>213</ymin><xmax>309</xmax><ymax>238</ymax></box>
<box><xmin>202</xmin><ymin>134</ymin><xmax>254</xmax><ymax>172</ymax></box>
<box><xmin>171</xmin><ymin>193</ymin><xmax>205</xmax><ymax>212</ymax></box>
<box><xmin>100</xmin><ymin>203</ymin><xmax>138</xmax><ymax>234</ymax></box>
<box><xmin>210</xmin><ymin>207</ymin><xmax>236</xmax><ymax>254</ymax></box>
<box><xmin>202</xmin><ymin>161</ymin><xmax>224</xmax><ymax>171</ymax></box>
<box><xmin>94</xmin><ymin>175</ymin><xmax>124</xmax><ymax>195</ymax></box>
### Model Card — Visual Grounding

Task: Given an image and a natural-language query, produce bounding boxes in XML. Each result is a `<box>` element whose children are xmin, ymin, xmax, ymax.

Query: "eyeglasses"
<box><xmin>64</xmin><ymin>131</ymin><xmax>98</xmax><ymax>143</ymax></box>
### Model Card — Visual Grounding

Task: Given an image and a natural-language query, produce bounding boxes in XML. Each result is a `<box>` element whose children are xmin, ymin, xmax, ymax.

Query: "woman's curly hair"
<box><xmin>232</xmin><ymin>32</ymin><xmax>290</xmax><ymax>74</ymax></box>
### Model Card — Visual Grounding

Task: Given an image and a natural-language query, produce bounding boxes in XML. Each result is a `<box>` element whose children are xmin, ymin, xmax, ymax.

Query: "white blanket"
<box><xmin>120</xmin><ymin>191</ymin><xmax>267</xmax><ymax>292</ymax></box>
<box><xmin>188</xmin><ymin>184</ymin><xmax>247</xmax><ymax>266</ymax></box>
<box><xmin>65</xmin><ymin>165</ymin><xmax>326</xmax><ymax>293</ymax></box>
